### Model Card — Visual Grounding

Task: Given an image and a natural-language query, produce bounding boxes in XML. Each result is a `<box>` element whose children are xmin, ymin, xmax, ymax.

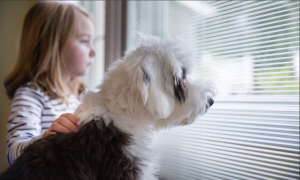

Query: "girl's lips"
<box><xmin>87</xmin><ymin>62</ymin><xmax>92</xmax><ymax>66</ymax></box>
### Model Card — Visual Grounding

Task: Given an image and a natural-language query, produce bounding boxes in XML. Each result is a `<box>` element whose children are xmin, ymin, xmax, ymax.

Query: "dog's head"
<box><xmin>98</xmin><ymin>35</ymin><xmax>216</xmax><ymax>128</ymax></box>
<box><xmin>130</xmin><ymin>35</ymin><xmax>195</xmax><ymax>117</ymax></box>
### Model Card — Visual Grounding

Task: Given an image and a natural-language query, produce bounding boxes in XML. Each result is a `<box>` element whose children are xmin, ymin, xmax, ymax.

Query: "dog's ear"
<box><xmin>136</xmin><ymin>65</ymin><xmax>150</xmax><ymax>106</ymax></box>
<box><xmin>135</xmin><ymin>60</ymin><xmax>173</xmax><ymax>119</ymax></box>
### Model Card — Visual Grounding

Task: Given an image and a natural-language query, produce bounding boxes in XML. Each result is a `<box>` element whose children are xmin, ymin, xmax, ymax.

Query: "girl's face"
<box><xmin>63</xmin><ymin>16</ymin><xmax>96</xmax><ymax>78</ymax></box>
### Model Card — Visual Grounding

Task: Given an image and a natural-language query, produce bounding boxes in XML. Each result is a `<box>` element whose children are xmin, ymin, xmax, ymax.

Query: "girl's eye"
<box><xmin>81</xmin><ymin>40</ymin><xmax>89</xmax><ymax>44</ymax></box>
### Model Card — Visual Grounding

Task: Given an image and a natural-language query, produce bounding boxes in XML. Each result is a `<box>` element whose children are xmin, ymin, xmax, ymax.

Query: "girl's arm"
<box><xmin>7</xmin><ymin>86</ymin><xmax>81</xmax><ymax>165</ymax></box>
<box><xmin>6</xmin><ymin>87</ymin><xmax>44</xmax><ymax>165</ymax></box>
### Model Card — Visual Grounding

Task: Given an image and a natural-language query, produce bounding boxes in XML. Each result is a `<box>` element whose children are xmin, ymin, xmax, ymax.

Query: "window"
<box><xmin>127</xmin><ymin>1</ymin><xmax>299</xmax><ymax>179</ymax></box>
<box><xmin>80</xmin><ymin>1</ymin><xmax>106</xmax><ymax>89</ymax></box>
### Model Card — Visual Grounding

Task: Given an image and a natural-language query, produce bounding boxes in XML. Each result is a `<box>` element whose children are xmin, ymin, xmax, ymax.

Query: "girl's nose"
<box><xmin>90</xmin><ymin>48</ymin><xmax>96</xmax><ymax>57</ymax></box>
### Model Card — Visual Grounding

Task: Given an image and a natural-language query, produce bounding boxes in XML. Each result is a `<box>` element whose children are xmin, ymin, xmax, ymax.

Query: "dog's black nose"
<box><xmin>208</xmin><ymin>98</ymin><xmax>214</xmax><ymax>107</ymax></box>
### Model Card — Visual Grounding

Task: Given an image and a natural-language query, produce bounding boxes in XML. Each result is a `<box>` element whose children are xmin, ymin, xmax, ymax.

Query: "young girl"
<box><xmin>4</xmin><ymin>2</ymin><xmax>95</xmax><ymax>165</ymax></box>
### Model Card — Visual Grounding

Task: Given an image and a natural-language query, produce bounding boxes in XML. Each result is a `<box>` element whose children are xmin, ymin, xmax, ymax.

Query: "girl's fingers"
<box><xmin>43</xmin><ymin>131</ymin><xmax>56</xmax><ymax>138</ymax></box>
<box><xmin>48</xmin><ymin>132</ymin><xmax>56</xmax><ymax>135</ymax></box>
<box><xmin>55</xmin><ymin>117</ymin><xmax>78</xmax><ymax>133</ymax></box>
<box><xmin>59</xmin><ymin>113</ymin><xmax>80</xmax><ymax>126</ymax></box>
<box><xmin>50</xmin><ymin>121</ymin><xmax>72</xmax><ymax>133</ymax></box>
<box><xmin>46</xmin><ymin>113</ymin><xmax>80</xmax><ymax>137</ymax></box>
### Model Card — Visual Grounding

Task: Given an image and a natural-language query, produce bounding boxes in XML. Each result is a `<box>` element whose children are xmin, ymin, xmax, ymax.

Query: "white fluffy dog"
<box><xmin>75</xmin><ymin>35</ymin><xmax>216</xmax><ymax>179</ymax></box>
<box><xmin>0</xmin><ymin>35</ymin><xmax>216</xmax><ymax>180</ymax></box>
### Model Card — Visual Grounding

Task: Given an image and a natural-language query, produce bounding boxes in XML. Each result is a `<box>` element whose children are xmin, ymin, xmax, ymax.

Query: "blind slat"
<box><xmin>161</xmin><ymin>155</ymin><xmax>299</xmax><ymax>179</ymax></box>
<box><xmin>196</xmin><ymin>51</ymin><xmax>297</xmax><ymax>63</ymax></box>
<box><xmin>157</xmin><ymin>136</ymin><xmax>299</xmax><ymax>158</ymax></box>
<box><xmin>205</xmin><ymin>4</ymin><xmax>299</xmax><ymax>29</ymax></box>
<box><xmin>204</xmin><ymin>2</ymin><xmax>299</xmax><ymax>29</ymax></box>
<box><xmin>204</xmin><ymin>36</ymin><xmax>298</xmax><ymax>50</ymax></box>
<box><xmin>204</xmin><ymin>25</ymin><xmax>298</xmax><ymax>42</ymax></box>
<box><xmin>204</xmin><ymin>20</ymin><xmax>298</xmax><ymax>40</ymax></box>
<box><xmin>172</xmin><ymin>147</ymin><xmax>299</xmax><ymax>172</ymax></box>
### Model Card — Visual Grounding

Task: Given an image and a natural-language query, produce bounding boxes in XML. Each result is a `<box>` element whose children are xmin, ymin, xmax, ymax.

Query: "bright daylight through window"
<box><xmin>127</xmin><ymin>1</ymin><xmax>299</xmax><ymax>179</ymax></box>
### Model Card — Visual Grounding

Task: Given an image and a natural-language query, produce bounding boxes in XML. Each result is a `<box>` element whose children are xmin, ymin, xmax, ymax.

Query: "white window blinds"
<box><xmin>126</xmin><ymin>1</ymin><xmax>299</xmax><ymax>180</ymax></box>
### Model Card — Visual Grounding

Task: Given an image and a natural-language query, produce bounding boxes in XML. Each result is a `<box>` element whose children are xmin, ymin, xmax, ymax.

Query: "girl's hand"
<box><xmin>43</xmin><ymin>113</ymin><xmax>80</xmax><ymax>138</ymax></box>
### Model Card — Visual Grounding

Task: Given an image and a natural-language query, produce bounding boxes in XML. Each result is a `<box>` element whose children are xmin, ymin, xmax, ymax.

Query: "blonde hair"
<box><xmin>4</xmin><ymin>2</ymin><xmax>93</xmax><ymax>103</ymax></box>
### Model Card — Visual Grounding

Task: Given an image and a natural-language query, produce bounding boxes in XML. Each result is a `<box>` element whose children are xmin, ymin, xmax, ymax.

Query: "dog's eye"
<box><xmin>174</xmin><ymin>76</ymin><xmax>187</xmax><ymax>103</ymax></box>
<box><xmin>142</xmin><ymin>68</ymin><xmax>150</xmax><ymax>83</ymax></box>
<box><xmin>182</xmin><ymin>68</ymin><xmax>186</xmax><ymax>79</ymax></box>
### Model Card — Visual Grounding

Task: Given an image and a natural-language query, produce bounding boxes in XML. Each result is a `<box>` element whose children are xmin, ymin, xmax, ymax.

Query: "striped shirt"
<box><xmin>6</xmin><ymin>83</ymin><xmax>81</xmax><ymax>165</ymax></box>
